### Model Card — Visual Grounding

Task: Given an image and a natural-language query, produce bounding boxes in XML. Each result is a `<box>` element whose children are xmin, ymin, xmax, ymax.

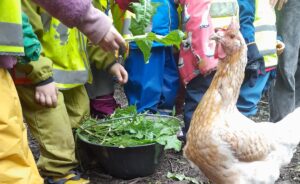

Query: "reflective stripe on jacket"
<box><xmin>254</xmin><ymin>0</ymin><xmax>277</xmax><ymax>69</ymax></box>
<box><xmin>0</xmin><ymin>0</ymin><xmax>24</xmax><ymax>55</ymax></box>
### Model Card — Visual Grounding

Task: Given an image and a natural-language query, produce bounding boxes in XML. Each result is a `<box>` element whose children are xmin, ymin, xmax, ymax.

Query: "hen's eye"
<box><xmin>230</xmin><ymin>34</ymin><xmax>235</xmax><ymax>39</ymax></box>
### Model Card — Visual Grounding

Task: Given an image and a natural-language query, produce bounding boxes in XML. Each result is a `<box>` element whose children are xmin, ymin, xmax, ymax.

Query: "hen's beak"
<box><xmin>210</xmin><ymin>32</ymin><xmax>222</xmax><ymax>42</ymax></box>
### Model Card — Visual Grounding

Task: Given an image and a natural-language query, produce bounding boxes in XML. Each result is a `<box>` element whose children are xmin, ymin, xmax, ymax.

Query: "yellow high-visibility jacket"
<box><xmin>0</xmin><ymin>0</ymin><xmax>24</xmax><ymax>55</ymax></box>
<box><xmin>254</xmin><ymin>0</ymin><xmax>278</xmax><ymax>69</ymax></box>
<box><xmin>22</xmin><ymin>1</ymin><xmax>90</xmax><ymax>89</ymax></box>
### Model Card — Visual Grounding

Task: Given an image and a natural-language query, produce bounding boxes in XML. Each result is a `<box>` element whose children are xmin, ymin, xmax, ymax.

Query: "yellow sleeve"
<box><xmin>87</xmin><ymin>45</ymin><xmax>117</xmax><ymax>71</ymax></box>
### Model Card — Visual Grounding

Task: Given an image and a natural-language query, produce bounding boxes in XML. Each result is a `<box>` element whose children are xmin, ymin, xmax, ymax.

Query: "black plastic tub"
<box><xmin>76</xmin><ymin>136</ymin><xmax>164</xmax><ymax>179</ymax></box>
<box><xmin>76</xmin><ymin>115</ymin><xmax>180</xmax><ymax>179</ymax></box>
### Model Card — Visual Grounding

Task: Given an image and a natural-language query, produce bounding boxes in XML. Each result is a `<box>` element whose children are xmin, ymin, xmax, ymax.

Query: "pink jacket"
<box><xmin>178</xmin><ymin>0</ymin><xmax>218</xmax><ymax>84</ymax></box>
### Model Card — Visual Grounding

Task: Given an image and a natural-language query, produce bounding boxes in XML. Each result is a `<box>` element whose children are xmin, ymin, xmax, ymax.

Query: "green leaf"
<box><xmin>156</xmin><ymin>135</ymin><xmax>182</xmax><ymax>152</ymax></box>
<box><xmin>147</xmin><ymin>31</ymin><xmax>186</xmax><ymax>49</ymax></box>
<box><xmin>135</xmin><ymin>131</ymin><xmax>144</xmax><ymax>139</ymax></box>
<box><xmin>136</xmin><ymin>39</ymin><xmax>153</xmax><ymax>63</ymax></box>
<box><xmin>167</xmin><ymin>172</ymin><xmax>199</xmax><ymax>184</ymax></box>
<box><xmin>129</xmin><ymin>128</ymin><xmax>137</xmax><ymax>134</ymax></box>
<box><xmin>126</xmin><ymin>30</ymin><xmax>185</xmax><ymax>62</ymax></box>
<box><xmin>159</xmin><ymin>127</ymin><xmax>173</xmax><ymax>136</ymax></box>
<box><xmin>112</xmin><ymin>105</ymin><xmax>137</xmax><ymax>118</ymax></box>
<box><xmin>129</xmin><ymin>0</ymin><xmax>159</xmax><ymax>35</ymax></box>
<box><xmin>127</xmin><ymin>0</ymin><xmax>185</xmax><ymax>62</ymax></box>
<box><xmin>167</xmin><ymin>172</ymin><xmax>185</xmax><ymax>181</ymax></box>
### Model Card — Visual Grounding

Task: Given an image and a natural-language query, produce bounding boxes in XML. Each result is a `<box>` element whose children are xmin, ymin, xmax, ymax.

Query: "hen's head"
<box><xmin>211</xmin><ymin>20</ymin><xmax>245</xmax><ymax>60</ymax></box>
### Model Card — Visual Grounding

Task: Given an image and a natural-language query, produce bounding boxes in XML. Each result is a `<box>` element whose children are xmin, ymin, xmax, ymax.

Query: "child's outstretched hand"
<box><xmin>35</xmin><ymin>82</ymin><xmax>58</xmax><ymax>108</ymax></box>
<box><xmin>270</xmin><ymin>0</ymin><xmax>288</xmax><ymax>10</ymax></box>
<box><xmin>109</xmin><ymin>63</ymin><xmax>128</xmax><ymax>85</ymax></box>
<box><xmin>99</xmin><ymin>26</ymin><xmax>126</xmax><ymax>52</ymax></box>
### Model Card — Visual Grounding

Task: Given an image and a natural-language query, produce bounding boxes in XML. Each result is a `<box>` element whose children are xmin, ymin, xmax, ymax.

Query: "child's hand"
<box><xmin>109</xmin><ymin>63</ymin><xmax>128</xmax><ymax>84</ymax></box>
<box><xmin>270</xmin><ymin>0</ymin><xmax>288</xmax><ymax>10</ymax></box>
<box><xmin>35</xmin><ymin>82</ymin><xmax>58</xmax><ymax>108</ymax></box>
<box><xmin>99</xmin><ymin>26</ymin><xmax>126</xmax><ymax>52</ymax></box>
<box><xmin>276</xmin><ymin>40</ymin><xmax>285</xmax><ymax>56</ymax></box>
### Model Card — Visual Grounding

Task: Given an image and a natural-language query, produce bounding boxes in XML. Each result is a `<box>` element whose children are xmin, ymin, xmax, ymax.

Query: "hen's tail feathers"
<box><xmin>276</xmin><ymin>107</ymin><xmax>300</xmax><ymax>150</ymax></box>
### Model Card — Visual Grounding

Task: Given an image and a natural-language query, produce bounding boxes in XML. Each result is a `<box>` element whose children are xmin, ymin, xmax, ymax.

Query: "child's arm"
<box><xmin>21</xmin><ymin>2</ymin><xmax>58</xmax><ymax>107</ymax></box>
<box><xmin>35</xmin><ymin>81</ymin><xmax>58</xmax><ymax>108</ymax></box>
<box><xmin>108</xmin><ymin>63</ymin><xmax>128</xmax><ymax>84</ymax></box>
<box><xmin>31</xmin><ymin>57</ymin><xmax>58</xmax><ymax>108</ymax></box>
<box><xmin>33</xmin><ymin>0</ymin><xmax>125</xmax><ymax>52</ymax></box>
<box><xmin>22</xmin><ymin>1</ymin><xmax>44</xmax><ymax>38</ymax></box>
<box><xmin>87</xmin><ymin>44</ymin><xmax>128</xmax><ymax>84</ymax></box>
<box><xmin>238</xmin><ymin>0</ymin><xmax>255</xmax><ymax>44</ymax></box>
<box><xmin>15</xmin><ymin>56</ymin><xmax>58</xmax><ymax>108</ymax></box>
<box><xmin>238</xmin><ymin>0</ymin><xmax>265</xmax><ymax>87</ymax></box>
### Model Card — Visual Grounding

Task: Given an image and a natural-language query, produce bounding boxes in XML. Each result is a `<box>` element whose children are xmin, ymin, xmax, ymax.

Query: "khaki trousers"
<box><xmin>16</xmin><ymin>85</ymin><xmax>89</xmax><ymax>177</ymax></box>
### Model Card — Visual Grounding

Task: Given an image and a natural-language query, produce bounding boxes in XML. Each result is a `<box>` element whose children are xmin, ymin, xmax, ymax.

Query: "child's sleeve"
<box><xmin>237</xmin><ymin>0</ymin><xmax>255</xmax><ymax>43</ymax></box>
<box><xmin>21</xmin><ymin>12</ymin><xmax>41</xmax><ymax>63</ymax></box>
<box><xmin>15</xmin><ymin>56</ymin><xmax>54</xmax><ymax>85</ymax></box>
<box><xmin>20</xmin><ymin>1</ymin><xmax>53</xmax><ymax>85</ymax></box>
<box><xmin>22</xmin><ymin>1</ymin><xmax>44</xmax><ymax>38</ymax></box>
<box><xmin>87</xmin><ymin>45</ymin><xmax>117</xmax><ymax>71</ymax></box>
<box><xmin>238</xmin><ymin>0</ymin><xmax>265</xmax><ymax>87</ymax></box>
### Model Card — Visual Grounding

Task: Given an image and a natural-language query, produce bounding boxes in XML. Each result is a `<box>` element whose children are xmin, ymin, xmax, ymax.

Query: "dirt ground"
<box><xmin>29</xmin><ymin>84</ymin><xmax>300</xmax><ymax>184</ymax></box>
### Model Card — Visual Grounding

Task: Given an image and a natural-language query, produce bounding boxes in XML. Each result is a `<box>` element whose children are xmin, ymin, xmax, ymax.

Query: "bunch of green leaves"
<box><xmin>77</xmin><ymin>106</ymin><xmax>182</xmax><ymax>151</ymax></box>
<box><xmin>126</xmin><ymin>0</ymin><xmax>185</xmax><ymax>62</ymax></box>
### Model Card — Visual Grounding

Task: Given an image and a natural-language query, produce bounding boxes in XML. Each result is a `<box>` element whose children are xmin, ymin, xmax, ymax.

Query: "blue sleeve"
<box><xmin>237</xmin><ymin>0</ymin><xmax>255</xmax><ymax>43</ymax></box>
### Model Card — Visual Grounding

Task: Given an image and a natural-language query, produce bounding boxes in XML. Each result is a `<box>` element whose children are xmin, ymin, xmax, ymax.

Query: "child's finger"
<box><xmin>39</xmin><ymin>94</ymin><xmax>46</xmax><ymax>106</ymax></box>
<box><xmin>35</xmin><ymin>92</ymin><xmax>40</xmax><ymax>103</ymax></box>
<box><xmin>45</xmin><ymin>95</ymin><xmax>53</xmax><ymax>108</ymax></box>
<box><xmin>278</xmin><ymin>0</ymin><xmax>287</xmax><ymax>10</ymax></box>
<box><xmin>121</xmin><ymin>68</ymin><xmax>128</xmax><ymax>84</ymax></box>
<box><xmin>115</xmin><ymin>33</ymin><xmax>126</xmax><ymax>51</ymax></box>
<box><xmin>115</xmin><ymin>71</ymin><xmax>123</xmax><ymax>83</ymax></box>
<box><xmin>278</xmin><ymin>0</ymin><xmax>284</xmax><ymax>10</ymax></box>
<box><xmin>111</xmin><ymin>40</ymin><xmax>120</xmax><ymax>51</ymax></box>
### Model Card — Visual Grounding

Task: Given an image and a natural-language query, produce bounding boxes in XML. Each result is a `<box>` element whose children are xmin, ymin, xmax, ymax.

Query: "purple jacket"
<box><xmin>0</xmin><ymin>0</ymin><xmax>112</xmax><ymax>69</ymax></box>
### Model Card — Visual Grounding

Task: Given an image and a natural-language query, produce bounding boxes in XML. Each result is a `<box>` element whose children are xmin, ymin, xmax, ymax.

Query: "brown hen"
<box><xmin>183</xmin><ymin>21</ymin><xmax>300</xmax><ymax>184</ymax></box>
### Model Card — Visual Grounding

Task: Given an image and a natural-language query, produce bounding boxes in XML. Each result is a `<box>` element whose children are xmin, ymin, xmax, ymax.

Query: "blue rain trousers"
<box><xmin>124</xmin><ymin>46</ymin><xmax>179</xmax><ymax>113</ymax></box>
